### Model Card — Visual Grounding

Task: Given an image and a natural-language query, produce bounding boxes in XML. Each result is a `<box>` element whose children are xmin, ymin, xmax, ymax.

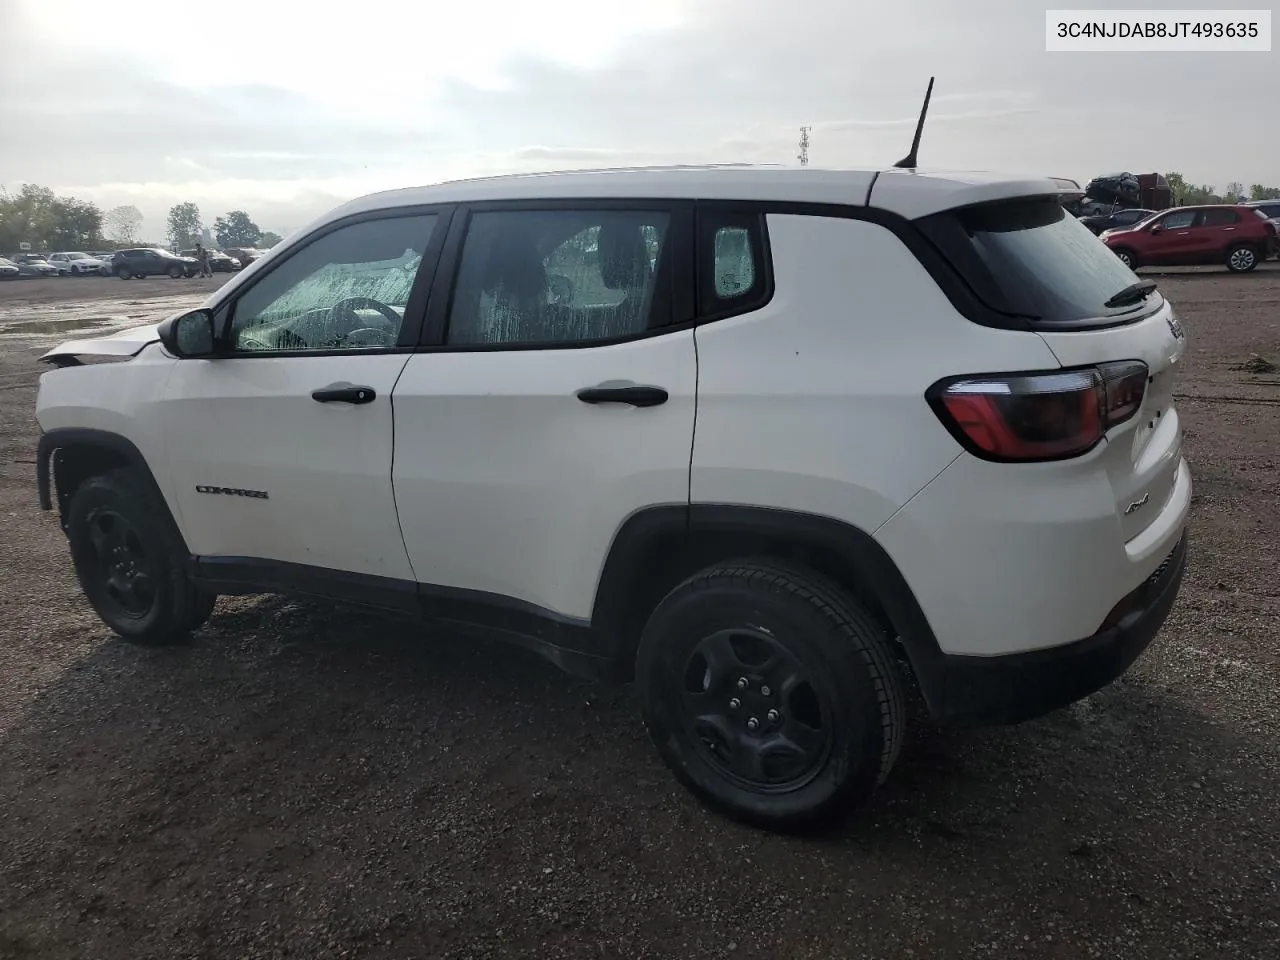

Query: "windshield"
<box><xmin>922</xmin><ymin>197</ymin><xmax>1158</xmax><ymax>325</ymax></box>
<box><xmin>67</xmin><ymin>252</ymin><xmax>89</xmax><ymax>260</ymax></box>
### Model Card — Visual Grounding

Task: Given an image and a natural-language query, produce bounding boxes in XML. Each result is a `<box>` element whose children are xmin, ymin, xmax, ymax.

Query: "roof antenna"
<box><xmin>893</xmin><ymin>76</ymin><xmax>935</xmax><ymax>169</ymax></box>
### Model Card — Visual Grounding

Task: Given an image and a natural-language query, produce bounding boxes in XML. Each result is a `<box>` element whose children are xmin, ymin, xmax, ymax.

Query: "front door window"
<box><xmin>229</xmin><ymin>213</ymin><xmax>439</xmax><ymax>353</ymax></box>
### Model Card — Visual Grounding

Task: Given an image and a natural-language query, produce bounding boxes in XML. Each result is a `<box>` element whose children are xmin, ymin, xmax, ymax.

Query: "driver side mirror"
<box><xmin>1149</xmin><ymin>225</ymin><xmax>1162</xmax><ymax>234</ymax></box>
<box><xmin>158</xmin><ymin>309</ymin><xmax>217</xmax><ymax>358</ymax></box>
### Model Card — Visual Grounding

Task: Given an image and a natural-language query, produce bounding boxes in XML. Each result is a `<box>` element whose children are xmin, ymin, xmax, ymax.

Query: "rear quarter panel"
<box><xmin>690</xmin><ymin>213</ymin><xmax>1062</xmax><ymax>532</ymax></box>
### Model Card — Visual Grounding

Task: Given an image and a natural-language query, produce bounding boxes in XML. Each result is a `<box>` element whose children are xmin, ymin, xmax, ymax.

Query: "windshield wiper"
<box><xmin>1104</xmin><ymin>278</ymin><xmax>1158</xmax><ymax>309</ymax></box>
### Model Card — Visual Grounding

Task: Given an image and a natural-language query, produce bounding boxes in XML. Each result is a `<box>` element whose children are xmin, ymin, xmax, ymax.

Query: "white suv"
<box><xmin>46</xmin><ymin>251</ymin><xmax>109</xmax><ymax>276</ymax></box>
<box><xmin>33</xmin><ymin>166</ymin><xmax>1191</xmax><ymax>829</ymax></box>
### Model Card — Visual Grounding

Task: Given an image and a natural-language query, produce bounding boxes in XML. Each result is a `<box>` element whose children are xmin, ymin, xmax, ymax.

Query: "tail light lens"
<box><xmin>929</xmin><ymin>361</ymin><xmax>1149</xmax><ymax>462</ymax></box>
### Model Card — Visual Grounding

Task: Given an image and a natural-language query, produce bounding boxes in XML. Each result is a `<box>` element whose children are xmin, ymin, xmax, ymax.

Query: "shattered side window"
<box><xmin>446</xmin><ymin>209</ymin><xmax>672</xmax><ymax>346</ymax></box>
<box><xmin>230</xmin><ymin>213</ymin><xmax>438</xmax><ymax>352</ymax></box>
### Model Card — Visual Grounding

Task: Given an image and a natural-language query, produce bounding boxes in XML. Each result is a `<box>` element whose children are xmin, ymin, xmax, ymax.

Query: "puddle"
<box><xmin>0</xmin><ymin>290</ymin><xmax>206</xmax><ymax>345</ymax></box>
<box><xmin>1</xmin><ymin>318</ymin><xmax>114</xmax><ymax>335</ymax></box>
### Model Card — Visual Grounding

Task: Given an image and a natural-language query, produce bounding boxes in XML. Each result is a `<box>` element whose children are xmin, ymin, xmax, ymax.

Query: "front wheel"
<box><xmin>115</xmin><ymin>265</ymin><xmax>131</xmax><ymax>279</ymax></box>
<box><xmin>1226</xmin><ymin>244</ymin><xmax>1260</xmax><ymax>273</ymax></box>
<box><xmin>167</xmin><ymin>264</ymin><xmax>183</xmax><ymax>279</ymax></box>
<box><xmin>636</xmin><ymin>560</ymin><xmax>906</xmax><ymax>831</ymax></box>
<box><xmin>65</xmin><ymin>468</ymin><xmax>216</xmax><ymax>645</ymax></box>
<box><xmin>1113</xmin><ymin>247</ymin><xmax>1137</xmax><ymax>269</ymax></box>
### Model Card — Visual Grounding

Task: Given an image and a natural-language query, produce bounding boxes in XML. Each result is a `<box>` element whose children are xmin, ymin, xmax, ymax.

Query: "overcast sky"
<box><xmin>1</xmin><ymin>0</ymin><xmax>1275</xmax><ymax>240</ymax></box>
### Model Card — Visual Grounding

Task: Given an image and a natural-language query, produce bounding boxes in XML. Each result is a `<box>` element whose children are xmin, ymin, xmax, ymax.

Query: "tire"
<box><xmin>1225</xmin><ymin>244</ymin><xmax>1260</xmax><ymax>273</ymax></box>
<box><xmin>636</xmin><ymin>559</ymin><xmax>906</xmax><ymax>831</ymax></box>
<box><xmin>1113</xmin><ymin>247</ymin><xmax>1138</xmax><ymax>269</ymax></box>
<box><xmin>167</xmin><ymin>264</ymin><xmax>183</xmax><ymax>279</ymax></box>
<box><xmin>115</xmin><ymin>265</ymin><xmax>131</xmax><ymax>279</ymax></box>
<box><xmin>64</xmin><ymin>468</ymin><xmax>216</xmax><ymax>645</ymax></box>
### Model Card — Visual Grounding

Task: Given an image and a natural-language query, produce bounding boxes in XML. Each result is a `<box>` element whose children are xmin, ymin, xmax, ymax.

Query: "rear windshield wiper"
<box><xmin>1104</xmin><ymin>278</ymin><xmax>1158</xmax><ymax>309</ymax></box>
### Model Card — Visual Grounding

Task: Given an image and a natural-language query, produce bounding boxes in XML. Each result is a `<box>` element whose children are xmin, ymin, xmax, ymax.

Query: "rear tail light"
<box><xmin>928</xmin><ymin>361</ymin><xmax>1149</xmax><ymax>462</ymax></box>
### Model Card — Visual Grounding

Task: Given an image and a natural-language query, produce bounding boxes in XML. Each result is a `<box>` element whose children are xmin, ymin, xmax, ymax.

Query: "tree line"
<box><xmin>1164</xmin><ymin>173</ymin><xmax>1280</xmax><ymax>205</ymax></box>
<box><xmin>0</xmin><ymin>183</ymin><xmax>281</xmax><ymax>254</ymax></box>
<box><xmin>165</xmin><ymin>202</ymin><xmax>282</xmax><ymax>253</ymax></box>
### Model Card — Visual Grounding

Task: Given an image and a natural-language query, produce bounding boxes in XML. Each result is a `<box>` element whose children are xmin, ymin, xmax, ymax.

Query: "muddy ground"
<box><xmin>0</xmin><ymin>268</ymin><xmax>1277</xmax><ymax>959</ymax></box>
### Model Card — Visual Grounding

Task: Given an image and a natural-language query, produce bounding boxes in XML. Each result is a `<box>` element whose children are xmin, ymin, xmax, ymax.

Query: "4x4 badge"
<box><xmin>1167</xmin><ymin>316</ymin><xmax>1184</xmax><ymax>340</ymax></box>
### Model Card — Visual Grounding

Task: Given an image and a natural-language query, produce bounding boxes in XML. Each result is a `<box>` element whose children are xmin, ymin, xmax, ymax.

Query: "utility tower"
<box><xmin>797</xmin><ymin>126</ymin><xmax>811</xmax><ymax>166</ymax></box>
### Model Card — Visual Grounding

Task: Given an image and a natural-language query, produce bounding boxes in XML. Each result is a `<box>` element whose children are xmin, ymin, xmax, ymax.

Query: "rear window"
<box><xmin>919</xmin><ymin>197</ymin><xmax>1160</xmax><ymax>326</ymax></box>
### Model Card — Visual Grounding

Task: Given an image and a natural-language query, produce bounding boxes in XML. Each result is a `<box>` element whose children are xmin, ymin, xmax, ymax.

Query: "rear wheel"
<box><xmin>65</xmin><ymin>468</ymin><xmax>216</xmax><ymax>645</ymax></box>
<box><xmin>636</xmin><ymin>560</ymin><xmax>906</xmax><ymax>831</ymax></box>
<box><xmin>1226</xmin><ymin>244</ymin><xmax>1260</xmax><ymax>273</ymax></box>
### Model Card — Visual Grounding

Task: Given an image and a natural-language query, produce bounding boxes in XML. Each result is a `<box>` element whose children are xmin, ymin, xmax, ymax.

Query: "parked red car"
<box><xmin>1100</xmin><ymin>204</ymin><xmax>1278</xmax><ymax>273</ymax></box>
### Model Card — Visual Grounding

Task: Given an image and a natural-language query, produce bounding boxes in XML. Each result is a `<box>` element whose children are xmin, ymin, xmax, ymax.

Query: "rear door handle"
<box><xmin>312</xmin><ymin>383</ymin><xmax>376</xmax><ymax>404</ymax></box>
<box><xmin>576</xmin><ymin>384</ymin><xmax>668</xmax><ymax>407</ymax></box>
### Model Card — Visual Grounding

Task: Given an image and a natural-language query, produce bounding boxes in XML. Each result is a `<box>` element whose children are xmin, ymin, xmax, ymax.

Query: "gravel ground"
<box><xmin>0</xmin><ymin>269</ymin><xmax>1277</xmax><ymax>960</ymax></box>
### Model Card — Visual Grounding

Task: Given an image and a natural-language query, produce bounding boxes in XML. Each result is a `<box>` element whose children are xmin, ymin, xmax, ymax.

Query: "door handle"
<box><xmin>311</xmin><ymin>383</ymin><xmax>376</xmax><ymax>404</ymax></box>
<box><xmin>576</xmin><ymin>384</ymin><xmax>669</xmax><ymax>407</ymax></box>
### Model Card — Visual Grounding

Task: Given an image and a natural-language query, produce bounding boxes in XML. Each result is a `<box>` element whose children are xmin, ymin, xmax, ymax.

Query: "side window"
<box><xmin>446</xmin><ymin>209</ymin><xmax>671</xmax><ymax>346</ymax></box>
<box><xmin>1158</xmin><ymin>210</ymin><xmax>1198</xmax><ymax>230</ymax></box>
<box><xmin>1114</xmin><ymin>210</ymin><xmax>1145</xmax><ymax>225</ymax></box>
<box><xmin>229</xmin><ymin>213</ymin><xmax>438</xmax><ymax>353</ymax></box>
<box><xmin>697</xmin><ymin>209</ymin><xmax>769</xmax><ymax>318</ymax></box>
<box><xmin>1201</xmin><ymin>208</ymin><xmax>1239</xmax><ymax>227</ymax></box>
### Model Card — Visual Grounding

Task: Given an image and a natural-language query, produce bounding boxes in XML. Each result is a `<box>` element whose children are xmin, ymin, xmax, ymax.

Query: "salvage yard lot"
<box><xmin>1</xmin><ymin>269</ymin><xmax>1278</xmax><ymax>959</ymax></box>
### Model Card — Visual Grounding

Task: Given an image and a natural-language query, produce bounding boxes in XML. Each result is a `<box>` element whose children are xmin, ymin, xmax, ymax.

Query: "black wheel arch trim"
<box><xmin>36</xmin><ymin>428</ymin><xmax>183</xmax><ymax>542</ymax></box>
<box><xmin>591</xmin><ymin>503</ymin><xmax>953</xmax><ymax>711</ymax></box>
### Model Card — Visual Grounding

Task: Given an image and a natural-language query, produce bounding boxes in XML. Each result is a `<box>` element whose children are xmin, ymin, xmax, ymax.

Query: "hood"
<box><xmin>39</xmin><ymin>322</ymin><xmax>162</xmax><ymax>362</ymax></box>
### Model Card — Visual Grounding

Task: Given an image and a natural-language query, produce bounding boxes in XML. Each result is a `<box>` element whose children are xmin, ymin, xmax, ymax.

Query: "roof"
<box><xmin>320</xmin><ymin>165</ymin><xmax>1071</xmax><ymax>224</ymax></box>
<box><xmin>1161</xmin><ymin>202</ymin><xmax>1260</xmax><ymax>210</ymax></box>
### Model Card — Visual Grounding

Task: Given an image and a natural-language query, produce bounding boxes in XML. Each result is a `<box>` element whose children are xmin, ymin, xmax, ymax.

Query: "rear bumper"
<box><xmin>921</xmin><ymin>532</ymin><xmax>1187</xmax><ymax>726</ymax></box>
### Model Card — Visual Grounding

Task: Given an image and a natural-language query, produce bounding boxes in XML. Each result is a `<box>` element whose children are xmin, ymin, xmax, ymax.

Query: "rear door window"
<box><xmin>1200</xmin><ymin>209</ymin><xmax>1239</xmax><ymax>227</ymax></box>
<box><xmin>918</xmin><ymin>197</ymin><xmax>1161</xmax><ymax>325</ymax></box>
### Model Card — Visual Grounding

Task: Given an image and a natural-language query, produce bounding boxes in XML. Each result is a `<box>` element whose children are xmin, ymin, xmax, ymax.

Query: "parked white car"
<box><xmin>46</xmin><ymin>252</ymin><xmax>109</xmax><ymax>276</ymax></box>
<box><xmin>32</xmin><ymin>165</ymin><xmax>1191</xmax><ymax>830</ymax></box>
